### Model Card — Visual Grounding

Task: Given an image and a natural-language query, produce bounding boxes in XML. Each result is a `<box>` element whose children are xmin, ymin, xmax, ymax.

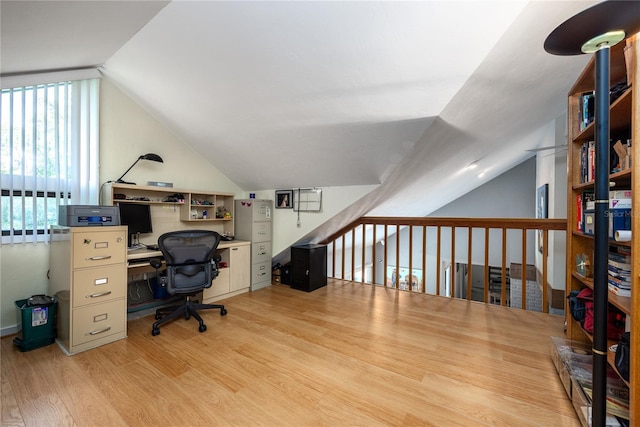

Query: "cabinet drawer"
<box><xmin>252</xmin><ymin>242</ymin><xmax>271</xmax><ymax>264</ymax></box>
<box><xmin>251</xmin><ymin>222</ymin><xmax>271</xmax><ymax>243</ymax></box>
<box><xmin>73</xmin><ymin>265</ymin><xmax>126</xmax><ymax>308</ymax></box>
<box><xmin>73</xmin><ymin>230</ymin><xmax>126</xmax><ymax>268</ymax></box>
<box><xmin>72</xmin><ymin>299</ymin><xmax>126</xmax><ymax>346</ymax></box>
<box><xmin>251</xmin><ymin>261</ymin><xmax>270</xmax><ymax>283</ymax></box>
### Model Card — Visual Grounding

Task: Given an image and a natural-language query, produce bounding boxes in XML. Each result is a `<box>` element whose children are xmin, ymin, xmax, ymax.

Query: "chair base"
<box><xmin>151</xmin><ymin>296</ymin><xmax>227</xmax><ymax>336</ymax></box>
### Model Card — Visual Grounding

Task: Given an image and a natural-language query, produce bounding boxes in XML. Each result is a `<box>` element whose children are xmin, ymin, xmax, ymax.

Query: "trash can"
<box><xmin>13</xmin><ymin>294</ymin><xmax>57</xmax><ymax>352</ymax></box>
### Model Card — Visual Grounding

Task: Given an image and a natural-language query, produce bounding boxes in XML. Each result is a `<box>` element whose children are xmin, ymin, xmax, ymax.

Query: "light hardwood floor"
<box><xmin>2</xmin><ymin>280</ymin><xmax>579</xmax><ymax>426</ymax></box>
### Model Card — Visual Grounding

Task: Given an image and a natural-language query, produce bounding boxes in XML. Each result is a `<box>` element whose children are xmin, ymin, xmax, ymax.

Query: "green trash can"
<box><xmin>13</xmin><ymin>295</ymin><xmax>57</xmax><ymax>352</ymax></box>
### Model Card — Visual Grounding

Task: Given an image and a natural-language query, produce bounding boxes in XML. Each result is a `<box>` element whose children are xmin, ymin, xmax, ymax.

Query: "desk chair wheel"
<box><xmin>221</xmin><ymin>308</ymin><xmax>228</xmax><ymax>316</ymax></box>
<box><xmin>199</xmin><ymin>324</ymin><xmax>207</xmax><ymax>333</ymax></box>
<box><xmin>152</xmin><ymin>327</ymin><xmax>160</xmax><ymax>336</ymax></box>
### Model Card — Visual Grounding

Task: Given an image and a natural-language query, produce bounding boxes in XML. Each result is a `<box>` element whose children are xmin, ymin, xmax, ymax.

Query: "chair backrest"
<box><xmin>158</xmin><ymin>230</ymin><xmax>221</xmax><ymax>295</ymax></box>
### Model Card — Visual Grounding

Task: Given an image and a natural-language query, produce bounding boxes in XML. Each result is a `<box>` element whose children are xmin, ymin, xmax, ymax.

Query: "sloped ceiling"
<box><xmin>1</xmin><ymin>1</ymin><xmax>597</xmax><ymax>220</ymax></box>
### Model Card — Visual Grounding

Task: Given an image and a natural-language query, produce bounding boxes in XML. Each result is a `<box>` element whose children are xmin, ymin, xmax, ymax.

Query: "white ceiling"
<box><xmin>1</xmin><ymin>1</ymin><xmax>596</xmax><ymax>222</ymax></box>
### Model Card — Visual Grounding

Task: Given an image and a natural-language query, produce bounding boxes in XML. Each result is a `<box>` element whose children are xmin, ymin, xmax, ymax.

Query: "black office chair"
<box><xmin>150</xmin><ymin>230</ymin><xmax>227</xmax><ymax>336</ymax></box>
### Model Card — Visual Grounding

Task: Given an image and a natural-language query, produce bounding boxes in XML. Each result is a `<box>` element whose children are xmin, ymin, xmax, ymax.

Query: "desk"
<box><xmin>126</xmin><ymin>240</ymin><xmax>251</xmax><ymax>305</ymax></box>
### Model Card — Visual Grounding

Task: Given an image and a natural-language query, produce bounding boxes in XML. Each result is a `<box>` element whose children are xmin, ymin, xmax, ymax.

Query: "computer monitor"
<box><xmin>118</xmin><ymin>203</ymin><xmax>153</xmax><ymax>248</ymax></box>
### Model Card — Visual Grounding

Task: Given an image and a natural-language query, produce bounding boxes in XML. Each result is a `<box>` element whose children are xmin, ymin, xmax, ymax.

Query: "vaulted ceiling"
<box><xmin>1</xmin><ymin>1</ymin><xmax>597</xmax><ymax>218</ymax></box>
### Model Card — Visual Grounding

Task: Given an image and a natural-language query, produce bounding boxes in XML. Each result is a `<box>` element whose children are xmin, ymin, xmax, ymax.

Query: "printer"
<box><xmin>58</xmin><ymin>205</ymin><xmax>120</xmax><ymax>227</ymax></box>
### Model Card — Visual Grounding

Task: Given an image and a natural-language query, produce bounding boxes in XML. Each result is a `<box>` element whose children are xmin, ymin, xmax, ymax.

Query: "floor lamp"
<box><xmin>544</xmin><ymin>1</ymin><xmax>640</xmax><ymax>425</ymax></box>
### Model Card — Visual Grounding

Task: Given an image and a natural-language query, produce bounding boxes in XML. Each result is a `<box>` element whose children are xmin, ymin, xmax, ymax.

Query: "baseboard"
<box><xmin>1</xmin><ymin>325</ymin><xmax>18</xmax><ymax>337</ymax></box>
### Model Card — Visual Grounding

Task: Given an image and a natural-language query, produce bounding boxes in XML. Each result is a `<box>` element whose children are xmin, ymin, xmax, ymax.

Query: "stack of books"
<box><xmin>608</xmin><ymin>248</ymin><xmax>631</xmax><ymax>298</ymax></box>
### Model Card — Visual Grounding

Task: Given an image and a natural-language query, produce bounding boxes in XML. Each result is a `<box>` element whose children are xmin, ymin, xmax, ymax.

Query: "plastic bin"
<box><xmin>13</xmin><ymin>295</ymin><xmax>57</xmax><ymax>352</ymax></box>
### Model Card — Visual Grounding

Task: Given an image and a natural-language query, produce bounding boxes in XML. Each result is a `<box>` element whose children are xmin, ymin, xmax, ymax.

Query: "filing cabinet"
<box><xmin>234</xmin><ymin>199</ymin><xmax>273</xmax><ymax>291</ymax></box>
<box><xmin>49</xmin><ymin>225</ymin><xmax>128</xmax><ymax>355</ymax></box>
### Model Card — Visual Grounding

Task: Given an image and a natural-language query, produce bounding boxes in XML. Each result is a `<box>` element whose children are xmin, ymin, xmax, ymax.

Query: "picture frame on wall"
<box><xmin>275</xmin><ymin>190</ymin><xmax>293</xmax><ymax>209</ymax></box>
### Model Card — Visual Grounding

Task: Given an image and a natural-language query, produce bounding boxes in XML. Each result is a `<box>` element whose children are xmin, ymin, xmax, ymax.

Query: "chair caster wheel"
<box><xmin>152</xmin><ymin>328</ymin><xmax>160</xmax><ymax>336</ymax></box>
<box><xmin>199</xmin><ymin>324</ymin><xmax>207</xmax><ymax>333</ymax></box>
<box><xmin>220</xmin><ymin>308</ymin><xmax>228</xmax><ymax>316</ymax></box>
<box><xmin>155</xmin><ymin>313</ymin><xmax>162</xmax><ymax>320</ymax></box>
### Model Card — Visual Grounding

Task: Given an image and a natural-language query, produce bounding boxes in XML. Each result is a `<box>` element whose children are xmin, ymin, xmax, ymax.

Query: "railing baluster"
<box><xmin>451</xmin><ymin>226</ymin><xmax>455</xmax><ymax>298</ymax></box>
<box><xmin>522</xmin><ymin>228</ymin><xmax>527</xmax><ymax>310</ymax></box>
<box><xmin>341</xmin><ymin>233</ymin><xmax>346</xmax><ymax>280</ymax></box>
<box><xmin>422</xmin><ymin>226</ymin><xmax>427</xmax><ymax>294</ymax></box>
<box><xmin>372</xmin><ymin>224</ymin><xmax>377</xmax><ymax>285</ymax></box>
<box><xmin>395</xmin><ymin>224</ymin><xmax>400</xmax><ymax>289</ymax></box>
<box><xmin>332</xmin><ymin>239</ymin><xmax>336</xmax><ymax>279</ymax></box>
<box><xmin>384</xmin><ymin>224</ymin><xmax>388</xmax><ymax>286</ymax></box>
<box><xmin>409</xmin><ymin>225</ymin><xmax>413</xmax><ymax>291</ymax></box>
<box><xmin>502</xmin><ymin>228</ymin><xmax>507</xmax><ymax>307</ymax></box>
<box><xmin>436</xmin><ymin>226</ymin><xmax>442</xmax><ymax>296</ymax></box>
<box><xmin>361</xmin><ymin>224</ymin><xmax>366</xmax><ymax>283</ymax></box>
<box><xmin>351</xmin><ymin>227</ymin><xmax>356</xmax><ymax>281</ymax></box>
<box><xmin>484</xmin><ymin>227</ymin><xmax>489</xmax><ymax>304</ymax></box>
<box><xmin>542</xmin><ymin>229</ymin><xmax>549</xmax><ymax>313</ymax></box>
<box><xmin>467</xmin><ymin>226</ymin><xmax>472</xmax><ymax>301</ymax></box>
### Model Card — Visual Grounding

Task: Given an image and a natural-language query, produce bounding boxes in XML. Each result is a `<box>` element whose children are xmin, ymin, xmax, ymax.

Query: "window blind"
<box><xmin>0</xmin><ymin>78</ymin><xmax>100</xmax><ymax>244</ymax></box>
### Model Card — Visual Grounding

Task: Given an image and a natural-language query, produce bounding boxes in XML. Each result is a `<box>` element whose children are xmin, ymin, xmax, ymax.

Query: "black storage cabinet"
<box><xmin>290</xmin><ymin>244</ymin><xmax>327</xmax><ymax>292</ymax></box>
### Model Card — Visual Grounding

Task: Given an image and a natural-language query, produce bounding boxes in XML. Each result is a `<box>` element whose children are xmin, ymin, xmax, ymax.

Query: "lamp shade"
<box><xmin>544</xmin><ymin>1</ymin><xmax>640</xmax><ymax>56</ymax></box>
<box><xmin>115</xmin><ymin>153</ymin><xmax>164</xmax><ymax>184</ymax></box>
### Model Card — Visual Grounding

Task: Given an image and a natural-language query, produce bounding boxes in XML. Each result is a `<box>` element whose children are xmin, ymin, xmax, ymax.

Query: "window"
<box><xmin>0</xmin><ymin>77</ymin><xmax>100</xmax><ymax>244</ymax></box>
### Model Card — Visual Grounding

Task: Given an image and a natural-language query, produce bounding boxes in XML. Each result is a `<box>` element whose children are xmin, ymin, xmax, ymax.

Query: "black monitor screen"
<box><xmin>118</xmin><ymin>203</ymin><xmax>153</xmax><ymax>247</ymax></box>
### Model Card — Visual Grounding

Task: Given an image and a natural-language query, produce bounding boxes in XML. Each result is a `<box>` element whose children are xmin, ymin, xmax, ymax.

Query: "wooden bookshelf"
<box><xmin>565</xmin><ymin>35</ymin><xmax>638</xmax><ymax>424</ymax></box>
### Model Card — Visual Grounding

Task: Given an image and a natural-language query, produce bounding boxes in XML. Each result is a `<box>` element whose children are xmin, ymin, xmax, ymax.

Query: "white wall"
<box><xmin>250</xmin><ymin>185</ymin><xmax>377</xmax><ymax>258</ymax></box>
<box><xmin>535</xmin><ymin>115</ymin><xmax>568</xmax><ymax>291</ymax></box>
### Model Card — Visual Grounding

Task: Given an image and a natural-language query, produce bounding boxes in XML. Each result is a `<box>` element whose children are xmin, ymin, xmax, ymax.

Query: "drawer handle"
<box><xmin>86</xmin><ymin>326</ymin><xmax>111</xmax><ymax>336</ymax></box>
<box><xmin>87</xmin><ymin>291</ymin><xmax>112</xmax><ymax>298</ymax></box>
<box><xmin>86</xmin><ymin>255</ymin><xmax>112</xmax><ymax>261</ymax></box>
<box><xmin>232</xmin><ymin>248</ymin><xmax>238</xmax><ymax>251</ymax></box>
<box><xmin>258</xmin><ymin>272</ymin><xmax>267</xmax><ymax>276</ymax></box>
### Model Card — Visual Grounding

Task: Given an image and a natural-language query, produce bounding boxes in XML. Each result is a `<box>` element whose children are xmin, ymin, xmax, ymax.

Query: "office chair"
<box><xmin>150</xmin><ymin>230</ymin><xmax>227</xmax><ymax>336</ymax></box>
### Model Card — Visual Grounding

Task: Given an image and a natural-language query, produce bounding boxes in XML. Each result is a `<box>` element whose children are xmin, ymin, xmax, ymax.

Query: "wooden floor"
<box><xmin>2</xmin><ymin>280</ymin><xmax>579</xmax><ymax>426</ymax></box>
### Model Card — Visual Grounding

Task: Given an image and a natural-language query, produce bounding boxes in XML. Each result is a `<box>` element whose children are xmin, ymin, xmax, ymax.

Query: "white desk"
<box><xmin>126</xmin><ymin>240</ymin><xmax>251</xmax><ymax>303</ymax></box>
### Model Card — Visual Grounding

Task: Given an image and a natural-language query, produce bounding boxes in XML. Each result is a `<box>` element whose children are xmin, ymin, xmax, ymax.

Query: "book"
<box><xmin>608</xmin><ymin>283</ymin><xmax>631</xmax><ymax>297</ymax></box>
<box><xmin>608</xmin><ymin>259</ymin><xmax>632</xmax><ymax>271</ymax></box>
<box><xmin>608</xmin><ymin>276</ymin><xmax>631</xmax><ymax>290</ymax></box>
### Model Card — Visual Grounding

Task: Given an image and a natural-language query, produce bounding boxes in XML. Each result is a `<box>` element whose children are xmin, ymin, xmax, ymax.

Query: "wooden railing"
<box><xmin>319</xmin><ymin>217</ymin><xmax>567</xmax><ymax>313</ymax></box>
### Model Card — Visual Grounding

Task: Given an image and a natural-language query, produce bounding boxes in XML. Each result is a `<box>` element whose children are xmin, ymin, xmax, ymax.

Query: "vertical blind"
<box><xmin>0</xmin><ymin>78</ymin><xmax>100</xmax><ymax>244</ymax></box>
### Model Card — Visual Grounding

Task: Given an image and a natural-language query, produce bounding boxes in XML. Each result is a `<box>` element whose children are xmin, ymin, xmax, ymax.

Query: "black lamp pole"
<box><xmin>592</xmin><ymin>42</ymin><xmax>611</xmax><ymax>427</ymax></box>
<box><xmin>545</xmin><ymin>2</ymin><xmax>640</xmax><ymax>425</ymax></box>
